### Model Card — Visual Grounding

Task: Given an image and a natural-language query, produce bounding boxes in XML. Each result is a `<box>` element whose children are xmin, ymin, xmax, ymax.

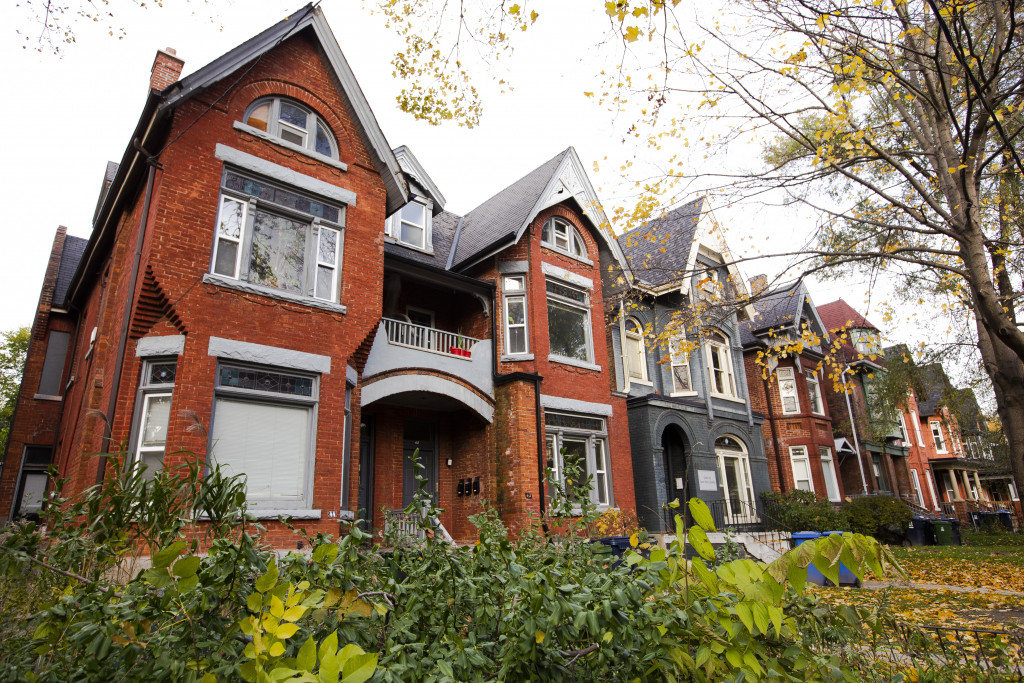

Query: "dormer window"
<box><xmin>851</xmin><ymin>329</ymin><xmax>881</xmax><ymax>356</ymax></box>
<box><xmin>244</xmin><ymin>97</ymin><xmax>338</xmax><ymax>159</ymax></box>
<box><xmin>386</xmin><ymin>200</ymin><xmax>432</xmax><ymax>251</ymax></box>
<box><xmin>541</xmin><ymin>217</ymin><xmax>587</xmax><ymax>259</ymax></box>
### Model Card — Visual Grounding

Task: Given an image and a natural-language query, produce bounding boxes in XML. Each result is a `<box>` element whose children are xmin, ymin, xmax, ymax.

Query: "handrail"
<box><xmin>382</xmin><ymin>317</ymin><xmax>481</xmax><ymax>358</ymax></box>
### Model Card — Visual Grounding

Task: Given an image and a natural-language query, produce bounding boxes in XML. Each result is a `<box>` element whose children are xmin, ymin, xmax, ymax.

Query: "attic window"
<box><xmin>244</xmin><ymin>97</ymin><xmax>337</xmax><ymax>160</ymax></box>
<box><xmin>385</xmin><ymin>200</ymin><xmax>432</xmax><ymax>251</ymax></box>
<box><xmin>541</xmin><ymin>217</ymin><xmax>587</xmax><ymax>259</ymax></box>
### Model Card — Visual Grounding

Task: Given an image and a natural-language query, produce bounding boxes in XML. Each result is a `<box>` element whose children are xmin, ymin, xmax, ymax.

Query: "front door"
<box><xmin>356</xmin><ymin>417</ymin><xmax>374</xmax><ymax>530</ymax></box>
<box><xmin>661</xmin><ymin>427</ymin><xmax>688</xmax><ymax>532</ymax></box>
<box><xmin>402</xmin><ymin>421</ymin><xmax>437</xmax><ymax>505</ymax></box>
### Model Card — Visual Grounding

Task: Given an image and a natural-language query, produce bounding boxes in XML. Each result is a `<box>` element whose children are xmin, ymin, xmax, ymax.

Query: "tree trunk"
<box><xmin>975</xmin><ymin>318</ymin><xmax>1024</xmax><ymax>497</ymax></box>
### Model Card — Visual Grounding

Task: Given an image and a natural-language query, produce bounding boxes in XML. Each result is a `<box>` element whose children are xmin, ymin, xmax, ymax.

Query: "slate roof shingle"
<box><xmin>615</xmin><ymin>198</ymin><xmax>704</xmax><ymax>288</ymax></box>
<box><xmin>53</xmin><ymin>235</ymin><xmax>88</xmax><ymax>308</ymax></box>
<box><xmin>383</xmin><ymin>210</ymin><xmax>460</xmax><ymax>269</ymax></box>
<box><xmin>816</xmin><ymin>298</ymin><xmax>878</xmax><ymax>333</ymax></box>
<box><xmin>739</xmin><ymin>280</ymin><xmax>804</xmax><ymax>347</ymax></box>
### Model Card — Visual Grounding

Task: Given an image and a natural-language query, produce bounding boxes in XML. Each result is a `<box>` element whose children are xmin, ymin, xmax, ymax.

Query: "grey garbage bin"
<box><xmin>996</xmin><ymin>510</ymin><xmax>1015</xmax><ymax>533</ymax></box>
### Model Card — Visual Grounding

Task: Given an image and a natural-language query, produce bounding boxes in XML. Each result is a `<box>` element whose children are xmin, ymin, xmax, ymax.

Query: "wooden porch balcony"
<box><xmin>382</xmin><ymin>317</ymin><xmax>481</xmax><ymax>359</ymax></box>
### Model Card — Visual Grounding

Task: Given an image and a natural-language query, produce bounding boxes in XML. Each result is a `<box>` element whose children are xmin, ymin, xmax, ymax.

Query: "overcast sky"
<box><xmin>0</xmin><ymin>0</ymin><xmax>968</xmax><ymax>383</ymax></box>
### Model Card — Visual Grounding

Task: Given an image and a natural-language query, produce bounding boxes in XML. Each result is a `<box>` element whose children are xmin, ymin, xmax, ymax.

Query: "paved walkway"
<box><xmin>862</xmin><ymin>579</ymin><xmax>1024</xmax><ymax>597</ymax></box>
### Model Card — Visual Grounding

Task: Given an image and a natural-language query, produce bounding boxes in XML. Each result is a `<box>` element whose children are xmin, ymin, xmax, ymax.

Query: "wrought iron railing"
<box><xmin>382</xmin><ymin>318</ymin><xmax>480</xmax><ymax>358</ymax></box>
<box><xmin>385</xmin><ymin>509</ymin><xmax>455</xmax><ymax>546</ymax></box>
<box><xmin>652</xmin><ymin>497</ymin><xmax>794</xmax><ymax>557</ymax></box>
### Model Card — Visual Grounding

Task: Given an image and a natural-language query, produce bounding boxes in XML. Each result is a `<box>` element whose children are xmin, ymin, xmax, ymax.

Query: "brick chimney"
<box><xmin>150</xmin><ymin>47</ymin><xmax>184</xmax><ymax>91</ymax></box>
<box><xmin>749</xmin><ymin>274</ymin><xmax>768</xmax><ymax>296</ymax></box>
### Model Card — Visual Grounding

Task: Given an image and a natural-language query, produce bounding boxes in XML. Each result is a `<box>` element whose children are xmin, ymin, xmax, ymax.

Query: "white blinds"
<box><xmin>212</xmin><ymin>398</ymin><xmax>310</xmax><ymax>503</ymax></box>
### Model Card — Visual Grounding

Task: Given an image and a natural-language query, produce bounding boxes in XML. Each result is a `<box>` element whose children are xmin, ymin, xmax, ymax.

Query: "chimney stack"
<box><xmin>150</xmin><ymin>47</ymin><xmax>184</xmax><ymax>92</ymax></box>
<box><xmin>749</xmin><ymin>274</ymin><xmax>768</xmax><ymax>297</ymax></box>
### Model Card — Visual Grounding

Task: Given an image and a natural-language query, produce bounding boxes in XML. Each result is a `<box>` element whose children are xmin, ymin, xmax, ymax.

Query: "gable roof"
<box><xmin>616</xmin><ymin>198</ymin><xmax>704</xmax><ymax>289</ymax></box>
<box><xmin>739</xmin><ymin>279</ymin><xmax>829</xmax><ymax>348</ymax></box>
<box><xmin>917</xmin><ymin>363</ymin><xmax>953</xmax><ymax>417</ymax></box>
<box><xmin>449</xmin><ymin>148</ymin><xmax>629</xmax><ymax>273</ymax></box>
<box><xmin>816</xmin><ymin>298</ymin><xmax>878</xmax><ymax>333</ymax></box>
<box><xmin>160</xmin><ymin>4</ymin><xmax>407</xmax><ymax>215</ymax></box>
<box><xmin>393</xmin><ymin>146</ymin><xmax>445</xmax><ymax>212</ymax></box>
<box><xmin>53</xmin><ymin>235</ymin><xmax>88</xmax><ymax>308</ymax></box>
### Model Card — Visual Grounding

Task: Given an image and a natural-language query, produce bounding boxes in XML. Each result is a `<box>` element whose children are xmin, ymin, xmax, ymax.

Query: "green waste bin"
<box><xmin>930</xmin><ymin>519</ymin><xmax>954</xmax><ymax>545</ymax></box>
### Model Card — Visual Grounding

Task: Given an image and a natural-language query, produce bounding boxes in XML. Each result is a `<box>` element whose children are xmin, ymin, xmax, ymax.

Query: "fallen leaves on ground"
<box><xmin>868</xmin><ymin>544</ymin><xmax>1024</xmax><ymax>593</ymax></box>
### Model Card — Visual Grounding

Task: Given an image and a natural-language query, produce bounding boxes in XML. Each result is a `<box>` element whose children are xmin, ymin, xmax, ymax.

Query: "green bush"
<box><xmin>762</xmin><ymin>489</ymin><xmax>848</xmax><ymax>532</ymax></box>
<box><xmin>844</xmin><ymin>495</ymin><xmax>913</xmax><ymax>544</ymax></box>
<box><xmin>0</xmin><ymin>450</ymin><xmax>901</xmax><ymax>682</ymax></box>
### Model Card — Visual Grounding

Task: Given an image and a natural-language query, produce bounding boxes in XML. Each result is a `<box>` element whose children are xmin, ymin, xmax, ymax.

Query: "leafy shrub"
<box><xmin>0</xmin><ymin>449</ymin><xmax>902</xmax><ymax>682</ymax></box>
<box><xmin>587</xmin><ymin>506</ymin><xmax>641</xmax><ymax>537</ymax></box>
<box><xmin>844</xmin><ymin>495</ymin><xmax>913</xmax><ymax>544</ymax></box>
<box><xmin>762</xmin><ymin>489</ymin><xmax>848</xmax><ymax>532</ymax></box>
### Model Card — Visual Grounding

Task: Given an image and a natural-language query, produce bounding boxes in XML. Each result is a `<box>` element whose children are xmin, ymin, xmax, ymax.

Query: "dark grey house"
<box><xmin>602</xmin><ymin>199</ymin><xmax>771</xmax><ymax>533</ymax></box>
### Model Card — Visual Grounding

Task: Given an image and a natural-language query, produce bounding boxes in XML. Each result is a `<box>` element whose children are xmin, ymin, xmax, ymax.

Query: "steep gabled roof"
<box><xmin>449</xmin><ymin>148</ymin><xmax>629</xmax><ymax>274</ymax></box>
<box><xmin>616</xmin><ymin>199</ymin><xmax>703</xmax><ymax>289</ymax></box>
<box><xmin>160</xmin><ymin>4</ymin><xmax>407</xmax><ymax>215</ymax></box>
<box><xmin>393</xmin><ymin>146</ymin><xmax>445</xmax><ymax>212</ymax></box>
<box><xmin>739</xmin><ymin>279</ymin><xmax>830</xmax><ymax>348</ymax></box>
<box><xmin>816</xmin><ymin>298</ymin><xmax>878</xmax><ymax>333</ymax></box>
<box><xmin>917</xmin><ymin>363</ymin><xmax>953</xmax><ymax>417</ymax></box>
<box><xmin>53</xmin><ymin>235</ymin><xmax>88</xmax><ymax>308</ymax></box>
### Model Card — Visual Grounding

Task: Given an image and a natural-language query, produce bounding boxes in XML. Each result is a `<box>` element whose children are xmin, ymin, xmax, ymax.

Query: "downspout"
<box><xmin>841</xmin><ymin>365</ymin><xmax>869</xmax><ymax>495</ymax></box>
<box><xmin>96</xmin><ymin>149</ymin><xmax>161</xmax><ymax>484</ymax></box>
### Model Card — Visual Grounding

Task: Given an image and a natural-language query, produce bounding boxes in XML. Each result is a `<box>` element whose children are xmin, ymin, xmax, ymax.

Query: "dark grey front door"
<box><xmin>661</xmin><ymin>427</ymin><xmax>688</xmax><ymax>532</ymax></box>
<box><xmin>402</xmin><ymin>421</ymin><xmax>437</xmax><ymax>505</ymax></box>
<box><xmin>356</xmin><ymin>417</ymin><xmax>374</xmax><ymax>530</ymax></box>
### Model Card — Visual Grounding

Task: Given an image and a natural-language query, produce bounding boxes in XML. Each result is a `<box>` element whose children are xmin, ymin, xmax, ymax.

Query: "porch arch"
<box><xmin>360</xmin><ymin>374</ymin><xmax>494</xmax><ymax>422</ymax></box>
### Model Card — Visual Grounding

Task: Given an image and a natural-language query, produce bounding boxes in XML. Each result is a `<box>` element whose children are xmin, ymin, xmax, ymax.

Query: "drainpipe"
<box><xmin>96</xmin><ymin>149</ymin><xmax>161</xmax><ymax>484</ymax></box>
<box><xmin>841</xmin><ymin>364</ymin><xmax>869</xmax><ymax>495</ymax></box>
<box><xmin>761</xmin><ymin>373</ymin><xmax>786</xmax><ymax>493</ymax></box>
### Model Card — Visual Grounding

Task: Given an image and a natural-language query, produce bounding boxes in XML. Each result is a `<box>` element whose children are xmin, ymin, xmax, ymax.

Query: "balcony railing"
<box><xmin>382</xmin><ymin>317</ymin><xmax>481</xmax><ymax>359</ymax></box>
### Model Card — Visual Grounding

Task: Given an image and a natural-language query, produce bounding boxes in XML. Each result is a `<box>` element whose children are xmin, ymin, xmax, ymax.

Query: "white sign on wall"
<box><xmin>697</xmin><ymin>469</ymin><xmax>718</xmax><ymax>492</ymax></box>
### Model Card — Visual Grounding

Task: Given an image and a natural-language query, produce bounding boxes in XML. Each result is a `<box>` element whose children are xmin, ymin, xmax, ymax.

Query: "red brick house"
<box><xmin>0</xmin><ymin>7</ymin><xmax>637</xmax><ymax>544</ymax></box>
<box><xmin>740</xmin><ymin>280</ymin><xmax>842</xmax><ymax>502</ymax></box>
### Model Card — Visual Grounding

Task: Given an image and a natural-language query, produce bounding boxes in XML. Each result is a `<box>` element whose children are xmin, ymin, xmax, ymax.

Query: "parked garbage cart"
<box><xmin>996</xmin><ymin>510</ymin><xmax>1015</xmax><ymax>532</ymax></box>
<box><xmin>929</xmin><ymin>519</ymin><xmax>954</xmax><ymax>545</ymax></box>
<box><xmin>822</xmin><ymin>532</ymin><xmax>860</xmax><ymax>586</ymax></box>
<box><xmin>905</xmin><ymin>516</ymin><xmax>934</xmax><ymax>547</ymax></box>
<box><xmin>948</xmin><ymin>518</ymin><xmax>962</xmax><ymax>545</ymax></box>
<box><xmin>792</xmin><ymin>532</ymin><xmax>826</xmax><ymax>586</ymax></box>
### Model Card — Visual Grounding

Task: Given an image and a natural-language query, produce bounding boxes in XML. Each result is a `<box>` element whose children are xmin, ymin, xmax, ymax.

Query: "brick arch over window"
<box><xmin>230</xmin><ymin>81</ymin><xmax>353</xmax><ymax>158</ymax></box>
<box><xmin>534</xmin><ymin>205</ymin><xmax>600</xmax><ymax>256</ymax></box>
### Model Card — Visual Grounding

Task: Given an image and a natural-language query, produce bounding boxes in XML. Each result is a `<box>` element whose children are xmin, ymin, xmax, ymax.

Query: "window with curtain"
<box><xmin>789</xmin><ymin>445</ymin><xmax>814</xmax><ymax>492</ymax></box>
<box><xmin>623</xmin><ymin>318</ymin><xmax>648</xmax><ymax>381</ymax></box>
<box><xmin>131</xmin><ymin>359</ymin><xmax>177</xmax><ymax>481</ymax></box>
<box><xmin>210</xmin><ymin>364</ymin><xmax>318</xmax><ymax>510</ymax></box>
<box><xmin>777</xmin><ymin>367</ymin><xmax>800</xmax><ymax>414</ymax></box>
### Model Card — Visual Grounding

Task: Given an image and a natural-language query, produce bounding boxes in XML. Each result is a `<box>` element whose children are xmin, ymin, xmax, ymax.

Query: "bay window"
<box><xmin>545</xmin><ymin>411</ymin><xmax>610</xmax><ymax>508</ymax></box>
<box><xmin>546</xmin><ymin>279</ymin><xmax>592</xmax><ymax>364</ymax></box>
<box><xmin>211</xmin><ymin>170</ymin><xmax>344</xmax><ymax>303</ymax></box>
<box><xmin>210</xmin><ymin>364</ymin><xmax>318</xmax><ymax>511</ymax></box>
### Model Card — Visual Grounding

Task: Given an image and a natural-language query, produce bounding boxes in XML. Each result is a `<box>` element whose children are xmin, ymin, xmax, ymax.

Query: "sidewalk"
<box><xmin>862</xmin><ymin>579</ymin><xmax>1024</xmax><ymax>597</ymax></box>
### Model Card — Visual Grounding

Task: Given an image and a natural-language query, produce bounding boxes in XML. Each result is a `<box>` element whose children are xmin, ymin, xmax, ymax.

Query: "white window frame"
<box><xmin>910</xmin><ymin>468</ymin><xmax>926</xmax><ymax>508</ymax></box>
<box><xmin>129</xmin><ymin>359</ymin><xmax>177</xmax><ymax>479</ymax></box>
<box><xmin>924</xmin><ymin>468</ymin><xmax>940</xmax><ymax>510</ymax></box>
<box><xmin>806</xmin><ymin>369</ymin><xmax>825</xmax><ymax>415</ymax></box>
<box><xmin>623</xmin><ymin>318</ymin><xmax>650</xmax><ymax>383</ymax></box>
<box><xmin>897</xmin><ymin>412</ymin><xmax>910</xmax><ymax>444</ymax></box>
<box><xmin>544</xmin><ymin>411</ymin><xmax>611</xmax><ymax>509</ymax></box>
<box><xmin>819</xmin><ymin>446</ymin><xmax>841</xmax><ymax>502</ymax></box>
<box><xmin>716</xmin><ymin>436</ymin><xmax>757</xmax><ymax>524</ymax></box>
<box><xmin>243</xmin><ymin>97</ymin><xmax>338</xmax><ymax>159</ymax></box>
<box><xmin>386</xmin><ymin>200</ymin><xmax>432</xmax><ymax>251</ymax></box>
<box><xmin>697</xmin><ymin>267</ymin><xmax>722</xmax><ymax>300</ymax></box>
<box><xmin>668</xmin><ymin>335</ymin><xmax>693</xmax><ymax>396</ymax></box>
<box><xmin>788</xmin><ymin>445</ymin><xmax>814</xmax><ymax>492</ymax></box>
<box><xmin>777</xmin><ymin>367</ymin><xmax>800</xmax><ymax>415</ymax></box>
<box><xmin>911</xmin><ymin>410</ymin><xmax>925</xmax><ymax>446</ymax></box>
<box><xmin>541</xmin><ymin>217</ymin><xmax>588</xmax><ymax>260</ymax></box>
<box><xmin>502</xmin><ymin>275</ymin><xmax>529</xmax><ymax>356</ymax></box>
<box><xmin>545</xmin><ymin>279</ymin><xmax>594</xmax><ymax>365</ymax></box>
<box><xmin>931</xmin><ymin>421</ymin><xmax>947</xmax><ymax>453</ymax></box>
<box><xmin>210</xmin><ymin>170</ymin><xmax>345</xmax><ymax>304</ymax></box>
<box><xmin>210</xmin><ymin>363</ymin><xmax>319</xmax><ymax>511</ymax></box>
<box><xmin>705</xmin><ymin>333</ymin><xmax>739</xmax><ymax>400</ymax></box>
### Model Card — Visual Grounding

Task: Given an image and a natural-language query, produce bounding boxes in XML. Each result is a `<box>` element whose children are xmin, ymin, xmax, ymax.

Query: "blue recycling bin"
<box><xmin>822</xmin><ymin>531</ymin><xmax>860</xmax><ymax>586</ymax></box>
<box><xmin>792</xmin><ymin>531</ymin><xmax>826</xmax><ymax>586</ymax></box>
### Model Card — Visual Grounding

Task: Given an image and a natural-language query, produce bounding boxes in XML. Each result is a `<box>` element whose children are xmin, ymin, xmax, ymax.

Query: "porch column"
<box><xmin>947</xmin><ymin>471</ymin><xmax>961</xmax><ymax>500</ymax></box>
<box><xmin>973</xmin><ymin>471</ymin><xmax>986</xmax><ymax>501</ymax></box>
<box><xmin>960</xmin><ymin>470</ymin><xmax>973</xmax><ymax>500</ymax></box>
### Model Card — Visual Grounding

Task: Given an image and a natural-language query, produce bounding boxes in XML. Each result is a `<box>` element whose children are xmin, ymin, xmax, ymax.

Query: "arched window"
<box><xmin>541</xmin><ymin>217</ymin><xmax>587</xmax><ymax>259</ymax></box>
<box><xmin>623</xmin><ymin>318</ymin><xmax>648</xmax><ymax>382</ymax></box>
<box><xmin>715</xmin><ymin>436</ymin><xmax>756</xmax><ymax>523</ymax></box>
<box><xmin>244</xmin><ymin>97</ymin><xmax>338</xmax><ymax>159</ymax></box>
<box><xmin>705</xmin><ymin>331</ymin><xmax>738</xmax><ymax>399</ymax></box>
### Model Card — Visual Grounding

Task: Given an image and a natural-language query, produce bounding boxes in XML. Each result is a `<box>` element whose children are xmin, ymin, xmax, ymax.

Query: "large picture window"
<box><xmin>546</xmin><ymin>279</ymin><xmax>592</xmax><ymax>363</ymax></box>
<box><xmin>131</xmin><ymin>359</ymin><xmax>177</xmax><ymax>480</ymax></box>
<box><xmin>211</xmin><ymin>170</ymin><xmax>344</xmax><ymax>303</ymax></box>
<box><xmin>545</xmin><ymin>411</ymin><xmax>609</xmax><ymax>508</ymax></box>
<box><xmin>210</xmin><ymin>364</ymin><xmax>318</xmax><ymax>510</ymax></box>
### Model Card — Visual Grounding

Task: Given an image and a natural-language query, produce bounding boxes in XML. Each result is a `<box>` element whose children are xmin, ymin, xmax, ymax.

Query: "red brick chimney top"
<box><xmin>150</xmin><ymin>47</ymin><xmax>184</xmax><ymax>92</ymax></box>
